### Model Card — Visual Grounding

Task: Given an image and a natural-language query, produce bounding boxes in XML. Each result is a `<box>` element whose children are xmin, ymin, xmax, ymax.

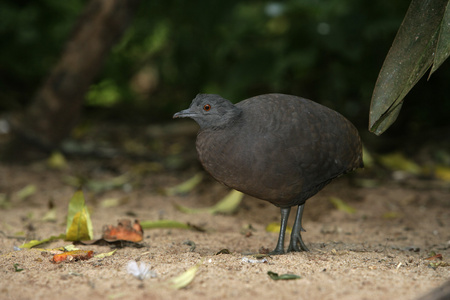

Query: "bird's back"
<box><xmin>197</xmin><ymin>94</ymin><xmax>363</xmax><ymax>207</ymax></box>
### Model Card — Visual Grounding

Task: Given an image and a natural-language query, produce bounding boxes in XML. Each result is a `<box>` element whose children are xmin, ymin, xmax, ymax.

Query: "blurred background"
<box><xmin>0</xmin><ymin>0</ymin><xmax>449</xmax><ymax>162</ymax></box>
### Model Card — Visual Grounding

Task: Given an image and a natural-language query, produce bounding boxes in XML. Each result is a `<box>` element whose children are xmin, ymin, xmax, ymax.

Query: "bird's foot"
<box><xmin>269</xmin><ymin>245</ymin><xmax>285</xmax><ymax>255</ymax></box>
<box><xmin>287</xmin><ymin>233</ymin><xmax>309</xmax><ymax>252</ymax></box>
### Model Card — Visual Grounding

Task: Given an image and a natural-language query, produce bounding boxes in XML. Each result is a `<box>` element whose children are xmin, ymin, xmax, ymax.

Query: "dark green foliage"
<box><xmin>0</xmin><ymin>0</ymin><xmax>85</xmax><ymax>110</ymax></box>
<box><xmin>1</xmin><ymin>0</ymin><xmax>448</xmax><ymax>132</ymax></box>
<box><xmin>370</xmin><ymin>0</ymin><xmax>450</xmax><ymax>135</ymax></box>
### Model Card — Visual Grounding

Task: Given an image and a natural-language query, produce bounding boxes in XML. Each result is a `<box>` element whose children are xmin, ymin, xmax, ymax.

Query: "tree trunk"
<box><xmin>8</xmin><ymin>0</ymin><xmax>140</xmax><ymax>156</ymax></box>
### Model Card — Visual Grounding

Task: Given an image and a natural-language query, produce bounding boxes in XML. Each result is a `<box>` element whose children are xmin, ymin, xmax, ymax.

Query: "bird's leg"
<box><xmin>287</xmin><ymin>204</ymin><xmax>309</xmax><ymax>252</ymax></box>
<box><xmin>270</xmin><ymin>207</ymin><xmax>291</xmax><ymax>255</ymax></box>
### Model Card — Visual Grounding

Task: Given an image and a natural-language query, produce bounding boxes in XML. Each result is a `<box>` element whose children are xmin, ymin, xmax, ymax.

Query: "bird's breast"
<box><xmin>196</xmin><ymin>127</ymin><xmax>304</xmax><ymax>202</ymax></box>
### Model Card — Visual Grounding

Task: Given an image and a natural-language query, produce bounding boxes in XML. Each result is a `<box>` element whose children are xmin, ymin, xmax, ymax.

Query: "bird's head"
<box><xmin>173</xmin><ymin>94</ymin><xmax>242</xmax><ymax>129</ymax></box>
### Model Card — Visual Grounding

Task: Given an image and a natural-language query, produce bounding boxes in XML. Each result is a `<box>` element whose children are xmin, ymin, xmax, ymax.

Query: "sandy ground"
<box><xmin>0</xmin><ymin>161</ymin><xmax>449</xmax><ymax>300</ymax></box>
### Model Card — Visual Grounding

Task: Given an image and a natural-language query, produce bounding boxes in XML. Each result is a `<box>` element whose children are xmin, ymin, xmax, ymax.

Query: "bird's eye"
<box><xmin>203</xmin><ymin>104</ymin><xmax>211</xmax><ymax>111</ymax></box>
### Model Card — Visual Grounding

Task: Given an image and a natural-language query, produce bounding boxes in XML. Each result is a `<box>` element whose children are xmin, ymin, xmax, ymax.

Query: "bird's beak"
<box><xmin>173</xmin><ymin>108</ymin><xmax>195</xmax><ymax>119</ymax></box>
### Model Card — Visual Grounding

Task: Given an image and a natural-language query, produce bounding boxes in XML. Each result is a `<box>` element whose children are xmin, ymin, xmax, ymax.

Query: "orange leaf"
<box><xmin>52</xmin><ymin>250</ymin><xmax>94</xmax><ymax>263</ymax></box>
<box><xmin>102</xmin><ymin>219</ymin><xmax>143</xmax><ymax>242</ymax></box>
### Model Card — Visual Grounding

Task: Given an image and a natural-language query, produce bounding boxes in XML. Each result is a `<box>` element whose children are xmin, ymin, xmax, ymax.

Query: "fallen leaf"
<box><xmin>164</xmin><ymin>173</ymin><xmax>203</xmax><ymax>196</ymax></box>
<box><xmin>382</xmin><ymin>211</ymin><xmax>400</xmax><ymax>219</ymax></box>
<box><xmin>63</xmin><ymin>245</ymin><xmax>80</xmax><ymax>252</ymax></box>
<box><xmin>175</xmin><ymin>189</ymin><xmax>243</xmax><ymax>214</ymax></box>
<box><xmin>353</xmin><ymin>178</ymin><xmax>380</xmax><ymax>188</ymax></box>
<box><xmin>435</xmin><ymin>166</ymin><xmax>450</xmax><ymax>182</ymax></box>
<box><xmin>209</xmin><ymin>190</ymin><xmax>243</xmax><ymax>214</ymax></box>
<box><xmin>13</xmin><ymin>263</ymin><xmax>23</xmax><ymax>272</ymax></box>
<box><xmin>19</xmin><ymin>234</ymin><xmax>66</xmax><ymax>249</ymax></box>
<box><xmin>169</xmin><ymin>262</ymin><xmax>202</xmax><ymax>289</ymax></box>
<box><xmin>94</xmin><ymin>249</ymin><xmax>117</xmax><ymax>259</ymax></box>
<box><xmin>267</xmin><ymin>271</ymin><xmax>301</xmax><ymax>280</ymax></box>
<box><xmin>265</xmin><ymin>222</ymin><xmax>292</xmax><ymax>234</ymax></box>
<box><xmin>66</xmin><ymin>208</ymin><xmax>93</xmax><ymax>241</ymax></box>
<box><xmin>102</xmin><ymin>219</ymin><xmax>143</xmax><ymax>242</ymax></box>
<box><xmin>47</xmin><ymin>151</ymin><xmax>68</xmax><ymax>170</ymax></box>
<box><xmin>378</xmin><ymin>152</ymin><xmax>422</xmax><ymax>175</ymax></box>
<box><xmin>41</xmin><ymin>208</ymin><xmax>57</xmax><ymax>222</ymax></box>
<box><xmin>140</xmin><ymin>220</ymin><xmax>203</xmax><ymax>231</ymax></box>
<box><xmin>16</xmin><ymin>184</ymin><xmax>37</xmax><ymax>201</ymax></box>
<box><xmin>52</xmin><ymin>250</ymin><xmax>94</xmax><ymax>263</ymax></box>
<box><xmin>362</xmin><ymin>146</ymin><xmax>374</xmax><ymax>168</ymax></box>
<box><xmin>0</xmin><ymin>193</ymin><xmax>11</xmax><ymax>209</ymax></box>
<box><xmin>65</xmin><ymin>190</ymin><xmax>93</xmax><ymax>241</ymax></box>
<box><xmin>329</xmin><ymin>197</ymin><xmax>356</xmax><ymax>214</ymax></box>
<box><xmin>100</xmin><ymin>197</ymin><xmax>128</xmax><ymax>208</ymax></box>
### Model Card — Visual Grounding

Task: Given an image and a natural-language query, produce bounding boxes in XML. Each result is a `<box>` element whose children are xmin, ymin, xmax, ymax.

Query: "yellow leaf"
<box><xmin>175</xmin><ymin>189</ymin><xmax>243</xmax><ymax>215</ymax></box>
<box><xmin>47</xmin><ymin>151</ymin><xmax>68</xmax><ymax>170</ymax></box>
<box><xmin>165</xmin><ymin>173</ymin><xmax>203</xmax><ymax>196</ymax></box>
<box><xmin>378</xmin><ymin>152</ymin><xmax>421</xmax><ymax>174</ymax></box>
<box><xmin>329</xmin><ymin>197</ymin><xmax>356</xmax><ymax>214</ymax></box>
<box><xmin>19</xmin><ymin>234</ymin><xmax>66</xmax><ymax>249</ymax></box>
<box><xmin>66</xmin><ymin>208</ymin><xmax>92</xmax><ymax>241</ymax></box>
<box><xmin>169</xmin><ymin>262</ymin><xmax>202</xmax><ymax>289</ymax></box>
<box><xmin>94</xmin><ymin>249</ymin><xmax>117</xmax><ymax>258</ymax></box>
<box><xmin>382</xmin><ymin>211</ymin><xmax>400</xmax><ymax>219</ymax></box>
<box><xmin>210</xmin><ymin>190</ymin><xmax>243</xmax><ymax>214</ymax></box>
<box><xmin>435</xmin><ymin>166</ymin><xmax>450</xmax><ymax>182</ymax></box>
<box><xmin>140</xmin><ymin>220</ymin><xmax>192</xmax><ymax>230</ymax></box>
<box><xmin>265</xmin><ymin>222</ymin><xmax>292</xmax><ymax>234</ymax></box>
<box><xmin>65</xmin><ymin>191</ymin><xmax>93</xmax><ymax>241</ymax></box>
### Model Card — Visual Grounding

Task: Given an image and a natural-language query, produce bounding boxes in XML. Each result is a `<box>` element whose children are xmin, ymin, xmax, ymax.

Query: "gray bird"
<box><xmin>173</xmin><ymin>93</ymin><xmax>363</xmax><ymax>254</ymax></box>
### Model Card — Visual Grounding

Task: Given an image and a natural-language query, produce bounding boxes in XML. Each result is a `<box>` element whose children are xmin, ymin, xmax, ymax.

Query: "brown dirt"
<box><xmin>0</xmin><ymin>161</ymin><xmax>449</xmax><ymax>300</ymax></box>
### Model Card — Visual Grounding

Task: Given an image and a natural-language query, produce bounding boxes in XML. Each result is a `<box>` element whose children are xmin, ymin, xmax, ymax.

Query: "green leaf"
<box><xmin>63</xmin><ymin>244</ymin><xmax>80</xmax><ymax>252</ymax></box>
<box><xmin>16</xmin><ymin>184</ymin><xmax>37</xmax><ymax>200</ymax></box>
<box><xmin>267</xmin><ymin>271</ymin><xmax>301</xmax><ymax>281</ymax></box>
<box><xmin>175</xmin><ymin>189</ymin><xmax>243</xmax><ymax>215</ymax></box>
<box><xmin>369</xmin><ymin>0</ymin><xmax>450</xmax><ymax>135</ymax></box>
<box><xmin>430</xmin><ymin>2</ymin><xmax>450</xmax><ymax>75</ymax></box>
<box><xmin>169</xmin><ymin>262</ymin><xmax>202</xmax><ymax>289</ymax></box>
<box><xmin>140</xmin><ymin>220</ymin><xmax>193</xmax><ymax>230</ymax></box>
<box><xmin>94</xmin><ymin>249</ymin><xmax>117</xmax><ymax>259</ymax></box>
<box><xmin>329</xmin><ymin>197</ymin><xmax>356</xmax><ymax>214</ymax></box>
<box><xmin>64</xmin><ymin>174</ymin><xmax>130</xmax><ymax>193</ymax></box>
<box><xmin>65</xmin><ymin>190</ymin><xmax>93</xmax><ymax>241</ymax></box>
<box><xmin>19</xmin><ymin>234</ymin><xmax>66</xmax><ymax>249</ymax></box>
<box><xmin>13</xmin><ymin>264</ymin><xmax>24</xmax><ymax>272</ymax></box>
<box><xmin>164</xmin><ymin>173</ymin><xmax>203</xmax><ymax>196</ymax></box>
<box><xmin>100</xmin><ymin>197</ymin><xmax>123</xmax><ymax>208</ymax></box>
<box><xmin>0</xmin><ymin>193</ymin><xmax>11</xmax><ymax>209</ymax></box>
<box><xmin>210</xmin><ymin>190</ymin><xmax>244</xmax><ymax>214</ymax></box>
<box><xmin>41</xmin><ymin>208</ymin><xmax>57</xmax><ymax>222</ymax></box>
<box><xmin>362</xmin><ymin>146</ymin><xmax>375</xmax><ymax>169</ymax></box>
<box><xmin>383</xmin><ymin>211</ymin><xmax>400</xmax><ymax>219</ymax></box>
